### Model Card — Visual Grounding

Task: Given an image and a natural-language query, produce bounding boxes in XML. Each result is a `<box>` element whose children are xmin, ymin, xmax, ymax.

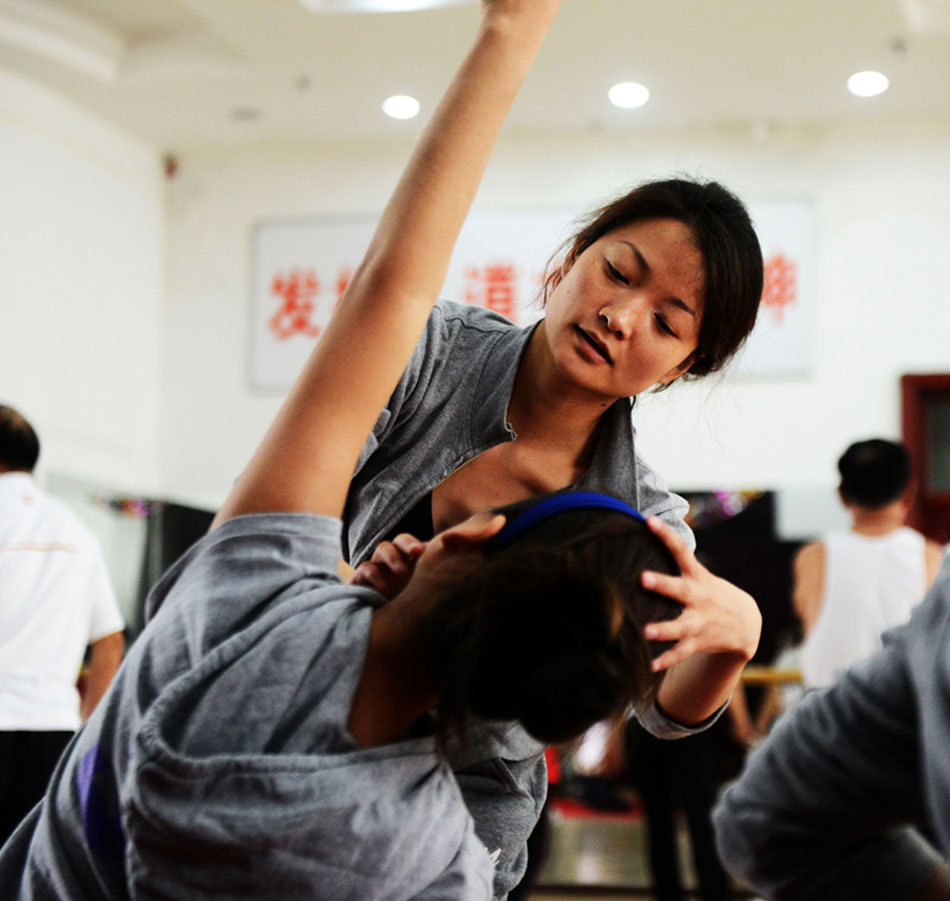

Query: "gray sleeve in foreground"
<box><xmin>713</xmin><ymin>643</ymin><xmax>942</xmax><ymax>901</ymax></box>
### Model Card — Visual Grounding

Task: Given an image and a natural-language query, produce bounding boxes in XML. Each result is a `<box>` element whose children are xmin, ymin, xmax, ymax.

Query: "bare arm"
<box><xmin>793</xmin><ymin>541</ymin><xmax>825</xmax><ymax>636</ymax></box>
<box><xmin>80</xmin><ymin>631</ymin><xmax>124</xmax><ymax>722</ymax></box>
<box><xmin>924</xmin><ymin>540</ymin><xmax>945</xmax><ymax>590</ymax></box>
<box><xmin>213</xmin><ymin>0</ymin><xmax>559</xmax><ymax>528</ymax></box>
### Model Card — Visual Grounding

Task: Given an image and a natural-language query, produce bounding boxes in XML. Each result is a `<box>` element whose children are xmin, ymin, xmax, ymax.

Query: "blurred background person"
<box><xmin>794</xmin><ymin>438</ymin><xmax>943</xmax><ymax>690</ymax></box>
<box><xmin>0</xmin><ymin>404</ymin><xmax>124</xmax><ymax>846</ymax></box>
<box><xmin>625</xmin><ymin>716</ymin><xmax>736</xmax><ymax>901</ymax></box>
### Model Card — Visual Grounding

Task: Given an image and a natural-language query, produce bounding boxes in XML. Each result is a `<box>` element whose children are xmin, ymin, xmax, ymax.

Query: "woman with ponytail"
<box><xmin>0</xmin><ymin>2</ymin><xmax>760</xmax><ymax>898</ymax></box>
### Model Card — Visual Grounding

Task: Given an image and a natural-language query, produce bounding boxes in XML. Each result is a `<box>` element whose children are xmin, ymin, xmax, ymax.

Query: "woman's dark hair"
<box><xmin>0</xmin><ymin>405</ymin><xmax>40</xmax><ymax>472</ymax></box>
<box><xmin>425</xmin><ymin>494</ymin><xmax>682</xmax><ymax>745</ymax></box>
<box><xmin>838</xmin><ymin>438</ymin><xmax>911</xmax><ymax>510</ymax></box>
<box><xmin>542</xmin><ymin>178</ymin><xmax>764</xmax><ymax>380</ymax></box>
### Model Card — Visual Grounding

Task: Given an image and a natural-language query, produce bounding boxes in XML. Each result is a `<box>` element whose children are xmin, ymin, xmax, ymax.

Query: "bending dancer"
<box><xmin>0</xmin><ymin>2</ymin><xmax>757</xmax><ymax>898</ymax></box>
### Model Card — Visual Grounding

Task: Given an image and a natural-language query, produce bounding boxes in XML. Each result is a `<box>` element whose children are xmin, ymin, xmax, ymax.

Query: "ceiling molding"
<box><xmin>899</xmin><ymin>0</ymin><xmax>950</xmax><ymax>34</ymax></box>
<box><xmin>0</xmin><ymin>0</ymin><xmax>125</xmax><ymax>82</ymax></box>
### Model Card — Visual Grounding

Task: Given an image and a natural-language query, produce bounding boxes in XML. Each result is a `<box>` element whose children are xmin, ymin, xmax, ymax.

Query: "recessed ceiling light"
<box><xmin>608</xmin><ymin>82</ymin><xmax>650</xmax><ymax>109</ymax></box>
<box><xmin>847</xmin><ymin>70</ymin><xmax>889</xmax><ymax>97</ymax></box>
<box><xmin>383</xmin><ymin>94</ymin><xmax>420</xmax><ymax>119</ymax></box>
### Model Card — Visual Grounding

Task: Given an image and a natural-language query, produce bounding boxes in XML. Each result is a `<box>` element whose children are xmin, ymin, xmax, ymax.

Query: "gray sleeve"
<box><xmin>352</xmin><ymin>302</ymin><xmax>449</xmax><ymax>473</ymax></box>
<box><xmin>633</xmin><ymin>451</ymin><xmax>695</xmax><ymax>552</ymax></box>
<box><xmin>453</xmin><ymin>753</ymin><xmax>547</xmax><ymax>900</ymax></box>
<box><xmin>713</xmin><ymin>640</ymin><xmax>942</xmax><ymax>900</ymax></box>
<box><xmin>408</xmin><ymin>827</ymin><xmax>494</xmax><ymax>901</ymax></box>
<box><xmin>145</xmin><ymin>514</ymin><xmax>343</xmax><ymax>645</ymax></box>
<box><xmin>636</xmin><ymin>698</ymin><xmax>727</xmax><ymax>738</ymax></box>
<box><xmin>439</xmin><ymin>721</ymin><xmax>547</xmax><ymax>900</ymax></box>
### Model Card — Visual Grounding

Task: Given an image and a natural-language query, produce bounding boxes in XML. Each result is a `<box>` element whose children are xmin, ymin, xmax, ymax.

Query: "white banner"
<box><xmin>249</xmin><ymin>200</ymin><xmax>816</xmax><ymax>390</ymax></box>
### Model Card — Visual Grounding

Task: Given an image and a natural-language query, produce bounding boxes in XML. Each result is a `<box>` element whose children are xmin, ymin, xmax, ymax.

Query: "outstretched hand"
<box><xmin>348</xmin><ymin>533</ymin><xmax>427</xmax><ymax>600</ymax></box>
<box><xmin>479</xmin><ymin>0</ymin><xmax>561</xmax><ymax>36</ymax></box>
<box><xmin>640</xmin><ymin>517</ymin><xmax>761</xmax><ymax>673</ymax></box>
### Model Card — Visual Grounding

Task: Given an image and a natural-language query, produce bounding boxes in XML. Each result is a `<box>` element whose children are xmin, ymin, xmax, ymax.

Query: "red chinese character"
<box><xmin>761</xmin><ymin>252</ymin><xmax>798</xmax><ymax>324</ymax></box>
<box><xmin>465</xmin><ymin>263</ymin><xmax>519</xmax><ymax>321</ymax></box>
<box><xmin>269</xmin><ymin>269</ymin><xmax>321</xmax><ymax>340</ymax></box>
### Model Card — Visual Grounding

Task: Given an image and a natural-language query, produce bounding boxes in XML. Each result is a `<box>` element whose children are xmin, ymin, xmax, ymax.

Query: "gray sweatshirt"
<box><xmin>343</xmin><ymin>300</ymin><xmax>695</xmax><ymax>566</ymax></box>
<box><xmin>0</xmin><ymin>515</ymin><xmax>494</xmax><ymax>899</ymax></box>
<box><xmin>714</xmin><ymin>554</ymin><xmax>950</xmax><ymax>900</ymax></box>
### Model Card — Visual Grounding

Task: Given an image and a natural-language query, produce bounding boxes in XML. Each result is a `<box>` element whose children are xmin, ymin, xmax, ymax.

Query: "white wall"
<box><xmin>0</xmin><ymin>69</ymin><xmax>164</xmax><ymax>495</ymax></box>
<box><xmin>4</xmin><ymin>74</ymin><xmax>944</xmax><ymax>509</ymax></box>
<box><xmin>162</xmin><ymin>114</ymin><xmax>950</xmax><ymax>509</ymax></box>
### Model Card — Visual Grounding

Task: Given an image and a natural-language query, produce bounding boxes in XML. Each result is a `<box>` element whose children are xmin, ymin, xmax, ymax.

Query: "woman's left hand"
<box><xmin>639</xmin><ymin>516</ymin><xmax>762</xmax><ymax>673</ymax></box>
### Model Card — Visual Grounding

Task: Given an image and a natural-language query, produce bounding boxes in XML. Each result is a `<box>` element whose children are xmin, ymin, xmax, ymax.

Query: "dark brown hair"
<box><xmin>0</xmin><ymin>405</ymin><xmax>40</xmax><ymax>472</ymax></box>
<box><xmin>542</xmin><ymin>178</ymin><xmax>763</xmax><ymax>380</ymax></box>
<box><xmin>425</xmin><ymin>495</ymin><xmax>682</xmax><ymax>745</ymax></box>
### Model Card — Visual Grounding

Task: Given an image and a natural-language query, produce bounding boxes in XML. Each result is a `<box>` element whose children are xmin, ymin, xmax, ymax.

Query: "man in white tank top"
<box><xmin>795</xmin><ymin>438</ymin><xmax>943</xmax><ymax>689</ymax></box>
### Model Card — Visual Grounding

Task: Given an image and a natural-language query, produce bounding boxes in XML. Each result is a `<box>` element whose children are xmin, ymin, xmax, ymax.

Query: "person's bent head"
<box><xmin>0</xmin><ymin>404</ymin><xmax>40</xmax><ymax>474</ymax></box>
<box><xmin>837</xmin><ymin>438</ymin><xmax>911</xmax><ymax>510</ymax></box>
<box><xmin>420</xmin><ymin>492</ymin><xmax>682</xmax><ymax>745</ymax></box>
<box><xmin>542</xmin><ymin>178</ymin><xmax>763</xmax><ymax>382</ymax></box>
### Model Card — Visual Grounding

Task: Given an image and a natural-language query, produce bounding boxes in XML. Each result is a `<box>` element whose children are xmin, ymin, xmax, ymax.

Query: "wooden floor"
<box><xmin>523</xmin><ymin>807</ymin><xmax>756</xmax><ymax>901</ymax></box>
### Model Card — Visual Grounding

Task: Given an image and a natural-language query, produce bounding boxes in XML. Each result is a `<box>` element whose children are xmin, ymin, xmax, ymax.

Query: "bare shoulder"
<box><xmin>923</xmin><ymin>538</ymin><xmax>946</xmax><ymax>589</ymax></box>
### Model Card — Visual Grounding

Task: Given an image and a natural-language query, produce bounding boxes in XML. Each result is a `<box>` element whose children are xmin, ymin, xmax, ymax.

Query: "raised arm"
<box><xmin>214</xmin><ymin>1</ymin><xmax>559</xmax><ymax>528</ymax></box>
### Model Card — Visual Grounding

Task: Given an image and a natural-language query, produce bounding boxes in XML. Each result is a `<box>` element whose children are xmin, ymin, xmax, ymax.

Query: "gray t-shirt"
<box><xmin>0</xmin><ymin>514</ymin><xmax>493</xmax><ymax>900</ymax></box>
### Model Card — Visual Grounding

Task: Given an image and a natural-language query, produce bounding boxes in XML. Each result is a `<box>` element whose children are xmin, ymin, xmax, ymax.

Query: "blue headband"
<box><xmin>494</xmin><ymin>491</ymin><xmax>645</xmax><ymax>547</ymax></box>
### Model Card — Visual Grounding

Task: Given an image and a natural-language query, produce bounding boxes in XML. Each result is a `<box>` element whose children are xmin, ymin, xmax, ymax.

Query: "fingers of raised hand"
<box><xmin>641</xmin><ymin>570</ymin><xmax>689</xmax><ymax>603</ymax></box>
<box><xmin>642</xmin><ymin>616</ymin><xmax>686</xmax><ymax>645</ymax></box>
<box><xmin>643</xmin><ymin>614</ymin><xmax>694</xmax><ymax>672</ymax></box>
<box><xmin>650</xmin><ymin>638</ymin><xmax>700</xmax><ymax>673</ymax></box>
<box><xmin>480</xmin><ymin>0</ymin><xmax>561</xmax><ymax>30</ymax></box>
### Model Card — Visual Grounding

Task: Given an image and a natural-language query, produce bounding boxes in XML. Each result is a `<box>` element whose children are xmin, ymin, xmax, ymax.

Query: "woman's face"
<box><xmin>541</xmin><ymin>217</ymin><xmax>704</xmax><ymax>400</ymax></box>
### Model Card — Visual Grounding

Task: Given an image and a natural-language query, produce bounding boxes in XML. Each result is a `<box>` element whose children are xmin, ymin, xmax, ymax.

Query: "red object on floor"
<box><xmin>549</xmin><ymin>795</ymin><xmax>643</xmax><ymax>822</ymax></box>
<box><xmin>544</xmin><ymin>746</ymin><xmax>562</xmax><ymax>783</ymax></box>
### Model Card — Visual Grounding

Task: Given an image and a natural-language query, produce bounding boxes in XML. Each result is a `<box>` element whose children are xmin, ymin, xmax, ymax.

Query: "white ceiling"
<box><xmin>3</xmin><ymin>0</ymin><xmax>950</xmax><ymax>150</ymax></box>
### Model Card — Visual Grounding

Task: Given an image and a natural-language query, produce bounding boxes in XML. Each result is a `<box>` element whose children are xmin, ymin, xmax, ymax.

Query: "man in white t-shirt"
<box><xmin>794</xmin><ymin>438</ymin><xmax>943</xmax><ymax>689</ymax></box>
<box><xmin>0</xmin><ymin>405</ymin><xmax>125</xmax><ymax>846</ymax></box>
